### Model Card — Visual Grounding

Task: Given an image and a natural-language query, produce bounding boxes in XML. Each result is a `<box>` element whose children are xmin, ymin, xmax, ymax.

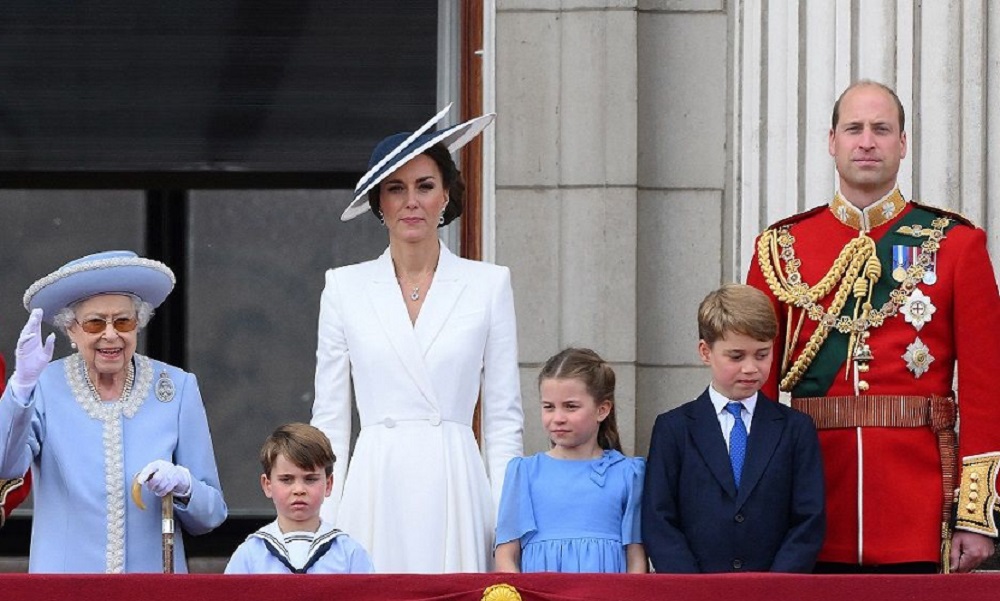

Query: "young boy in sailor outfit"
<box><xmin>225</xmin><ymin>423</ymin><xmax>373</xmax><ymax>574</ymax></box>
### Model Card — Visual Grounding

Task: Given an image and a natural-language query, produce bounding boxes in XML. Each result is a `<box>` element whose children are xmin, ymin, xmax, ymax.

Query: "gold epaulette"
<box><xmin>910</xmin><ymin>200</ymin><xmax>976</xmax><ymax>228</ymax></box>
<box><xmin>955</xmin><ymin>452</ymin><xmax>1000</xmax><ymax>537</ymax></box>
<box><xmin>764</xmin><ymin>204</ymin><xmax>829</xmax><ymax>232</ymax></box>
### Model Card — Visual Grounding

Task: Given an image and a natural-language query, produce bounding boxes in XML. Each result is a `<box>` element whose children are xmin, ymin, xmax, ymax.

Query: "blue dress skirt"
<box><xmin>495</xmin><ymin>449</ymin><xmax>644</xmax><ymax>573</ymax></box>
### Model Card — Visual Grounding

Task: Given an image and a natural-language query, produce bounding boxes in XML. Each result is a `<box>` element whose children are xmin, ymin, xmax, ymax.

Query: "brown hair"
<box><xmin>367</xmin><ymin>142</ymin><xmax>466</xmax><ymax>227</ymax></box>
<box><xmin>259</xmin><ymin>423</ymin><xmax>336</xmax><ymax>477</ymax></box>
<box><xmin>698</xmin><ymin>283</ymin><xmax>778</xmax><ymax>345</ymax></box>
<box><xmin>538</xmin><ymin>347</ymin><xmax>621</xmax><ymax>452</ymax></box>
<box><xmin>831</xmin><ymin>79</ymin><xmax>905</xmax><ymax>132</ymax></box>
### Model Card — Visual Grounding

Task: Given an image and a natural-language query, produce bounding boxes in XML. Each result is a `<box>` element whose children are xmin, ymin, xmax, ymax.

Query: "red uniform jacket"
<box><xmin>0</xmin><ymin>352</ymin><xmax>32</xmax><ymax>528</ymax></box>
<box><xmin>747</xmin><ymin>193</ymin><xmax>1000</xmax><ymax>565</ymax></box>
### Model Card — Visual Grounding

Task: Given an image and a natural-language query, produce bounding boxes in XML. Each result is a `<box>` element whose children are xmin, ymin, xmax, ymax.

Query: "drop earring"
<box><xmin>439</xmin><ymin>197</ymin><xmax>448</xmax><ymax>226</ymax></box>
<box><xmin>377</xmin><ymin>210</ymin><xmax>385</xmax><ymax>226</ymax></box>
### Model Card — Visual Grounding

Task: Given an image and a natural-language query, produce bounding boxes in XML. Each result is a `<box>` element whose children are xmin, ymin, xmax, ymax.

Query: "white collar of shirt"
<box><xmin>709</xmin><ymin>385</ymin><xmax>757</xmax><ymax>443</ymax></box>
<box><xmin>255</xmin><ymin>519</ymin><xmax>340</xmax><ymax>570</ymax></box>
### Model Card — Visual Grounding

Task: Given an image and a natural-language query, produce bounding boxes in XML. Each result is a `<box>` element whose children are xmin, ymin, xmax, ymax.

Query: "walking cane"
<box><xmin>131</xmin><ymin>477</ymin><xmax>175</xmax><ymax>574</ymax></box>
<box><xmin>162</xmin><ymin>492</ymin><xmax>174</xmax><ymax>574</ymax></box>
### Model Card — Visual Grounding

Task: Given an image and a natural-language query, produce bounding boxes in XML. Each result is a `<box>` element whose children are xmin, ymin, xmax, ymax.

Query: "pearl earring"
<box><xmin>71</xmin><ymin>341</ymin><xmax>78</xmax><ymax>350</ymax></box>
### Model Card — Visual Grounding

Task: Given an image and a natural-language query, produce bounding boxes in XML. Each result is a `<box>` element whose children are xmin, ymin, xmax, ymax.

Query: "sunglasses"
<box><xmin>76</xmin><ymin>316</ymin><xmax>139</xmax><ymax>334</ymax></box>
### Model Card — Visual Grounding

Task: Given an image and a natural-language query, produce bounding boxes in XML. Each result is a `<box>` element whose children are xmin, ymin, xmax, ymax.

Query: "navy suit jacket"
<box><xmin>641</xmin><ymin>389</ymin><xmax>825</xmax><ymax>573</ymax></box>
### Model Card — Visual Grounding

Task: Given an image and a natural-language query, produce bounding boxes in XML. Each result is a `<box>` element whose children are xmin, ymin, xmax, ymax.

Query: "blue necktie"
<box><xmin>725</xmin><ymin>402</ymin><xmax>747</xmax><ymax>488</ymax></box>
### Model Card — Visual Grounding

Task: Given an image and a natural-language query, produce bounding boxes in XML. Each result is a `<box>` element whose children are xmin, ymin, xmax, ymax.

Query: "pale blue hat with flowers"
<box><xmin>23</xmin><ymin>250</ymin><xmax>176</xmax><ymax>323</ymax></box>
<box><xmin>341</xmin><ymin>103</ymin><xmax>496</xmax><ymax>221</ymax></box>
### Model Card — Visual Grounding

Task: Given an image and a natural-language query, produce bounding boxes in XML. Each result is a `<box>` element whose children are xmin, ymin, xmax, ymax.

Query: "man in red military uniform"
<box><xmin>0</xmin><ymin>352</ymin><xmax>31</xmax><ymax>529</ymax></box>
<box><xmin>747</xmin><ymin>80</ymin><xmax>999</xmax><ymax>573</ymax></box>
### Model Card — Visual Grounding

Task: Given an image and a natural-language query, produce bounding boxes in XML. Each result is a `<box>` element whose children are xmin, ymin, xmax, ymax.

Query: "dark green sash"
<box><xmin>790</xmin><ymin>207</ymin><xmax>954</xmax><ymax>397</ymax></box>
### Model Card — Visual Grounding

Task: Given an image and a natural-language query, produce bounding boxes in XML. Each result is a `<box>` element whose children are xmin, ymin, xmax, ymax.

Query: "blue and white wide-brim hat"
<box><xmin>23</xmin><ymin>250</ymin><xmax>176</xmax><ymax>323</ymax></box>
<box><xmin>341</xmin><ymin>103</ymin><xmax>496</xmax><ymax>221</ymax></box>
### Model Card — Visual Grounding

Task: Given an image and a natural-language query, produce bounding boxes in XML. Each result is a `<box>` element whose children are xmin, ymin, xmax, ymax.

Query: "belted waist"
<box><xmin>792</xmin><ymin>394</ymin><xmax>956</xmax><ymax>431</ymax></box>
<box><xmin>360</xmin><ymin>415</ymin><xmax>471</xmax><ymax>429</ymax></box>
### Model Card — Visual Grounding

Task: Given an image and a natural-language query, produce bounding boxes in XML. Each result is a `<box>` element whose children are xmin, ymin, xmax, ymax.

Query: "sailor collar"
<box><xmin>829</xmin><ymin>187</ymin><xmax>906</xmax><ymax>231</ymax></box>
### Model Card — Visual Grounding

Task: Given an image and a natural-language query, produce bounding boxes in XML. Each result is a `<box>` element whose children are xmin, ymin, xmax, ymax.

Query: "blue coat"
<box><xmin>0</xmin><ymin>354</ymin><xmax>227</xmax><ymax>573</ymax></box>
<box><xmin>641</xmin><ymin>389</ymin><xmax>825</xmax><ymax>573</ymax></box>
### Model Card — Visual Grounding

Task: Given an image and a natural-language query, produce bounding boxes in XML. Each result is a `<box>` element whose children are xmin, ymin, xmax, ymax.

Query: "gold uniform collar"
<box><xmin>829</xmin><ymin>187</ymin><xmax>907</xmax><ymax>232</ymax></box>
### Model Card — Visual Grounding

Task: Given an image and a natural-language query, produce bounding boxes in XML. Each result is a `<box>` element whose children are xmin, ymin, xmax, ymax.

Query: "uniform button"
<box><xmin>971</xmin><ymin>472</ymin><xmax>980</xmax><ymax>482</ymax></box>
<box><xmin>429</xmin><ymin>415</ymin><xmax>442</xmax><ymax>426</ymax></box>
<box><xmin>966</xmin><ymin>503</ymin><xmax>977</xmax><ymax>513</ymax></box>
<box><xmin>732</xmin><ymin>559</ymin><xmax>743</xmax><ymax>570</ymax></box>
<box><xmin>857</xmin><ymin>380</ymin><xmax>870</xmax><ymax>391</ymax></box>
<box><xmin>969</xmin><ymin>492</ymin><xmax>979</xmax><ymax>502</ymax></box>
<box><xmin>383</xmin><ymin>417</ymin><xmax>396</xmax><ymax>428</ymax></box>
<box><xmin>970</xmin><ymin>483</ymin><xmax>979</xmax><ymax>491</ymax></box>
<box><xmin>734</xmin><ymin>513</ymin><xmax>745</xmax><ymax>523</ymax></box>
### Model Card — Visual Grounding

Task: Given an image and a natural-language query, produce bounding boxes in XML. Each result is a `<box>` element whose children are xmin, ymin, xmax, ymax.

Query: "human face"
<box><xmin>828</xmin><ymin>84</ymin><xmax>907</xmax><ymax>207</ymax></box>
<box><xmin>67</xmin><ymin>294</ymin><xmax>138</xmax><ymax>380</ymax></box>
<box><xmin>699</xmin><ymin>332</ymin><xmax>773</xmax><ymax>401</ymax></box>
<box><xmin>261</xmin><ymin>454</ymin><xmax>333</xmax><ymax>533</ymax></box>
<box><xmin>378</xmin><ymin>154</ymin><xmax>448</xmax><ymax>244</ymax></box>
<box><xmin>540</xmin><ymin>377</ymin><xmax>612</xmax><ymax>459</ymax></box>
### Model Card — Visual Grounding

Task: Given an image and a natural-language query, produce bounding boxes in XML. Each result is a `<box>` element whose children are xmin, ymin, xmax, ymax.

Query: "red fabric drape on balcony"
<box><xmin>0</xmin><ymin>572</ymin><xmax>994</xmax><ymax>600</ymax></box>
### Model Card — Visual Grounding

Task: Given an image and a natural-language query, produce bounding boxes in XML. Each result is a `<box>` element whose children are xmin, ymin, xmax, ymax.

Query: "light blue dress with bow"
<box><xmin>495</xmin><ymin>449</ymin><xmax>644</xmax><ymax>573</ymax></box>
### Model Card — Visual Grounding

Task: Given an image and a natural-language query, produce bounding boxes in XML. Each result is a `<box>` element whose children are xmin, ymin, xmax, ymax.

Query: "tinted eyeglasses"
<box><xmin>76</xmin><ymin>316</ymin><xmax>139</xmax><ymax>334</ymax></box>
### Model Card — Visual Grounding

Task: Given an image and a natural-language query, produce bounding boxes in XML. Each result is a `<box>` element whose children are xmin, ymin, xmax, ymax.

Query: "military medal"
<box><xmin>156</xmin><ymin>369</ymin><xmax>176</xmax><ymax>403</ymax></box>
<box><xmin>892</xmin><ymin>245</ymin><xmax>911</xmax><ymax>282</ymax></box>
<box><xmin>902</xmin><ymin>337</ymin><xmax>934</xmax><ymax>378</ymax></box>
<box><xmin>900</xmin><ymin>289</ymin><xmax>936</xmax><ymax>331</ymax></box>
<box><xmin>922</xmin><ymin>251</ymin><xmax>938</xmax><ymax>285</ymax></box>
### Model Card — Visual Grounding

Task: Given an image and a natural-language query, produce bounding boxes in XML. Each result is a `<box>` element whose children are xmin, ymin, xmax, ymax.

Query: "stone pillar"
<box><xmin>495</xmin><ymin>1</ymin><xmax>638</xmax><ymax>454</ymax></box>
<box><xmin>634</xmin><ymin>1</ymin><xmax>730</xmax><ymax>453</ymax></box>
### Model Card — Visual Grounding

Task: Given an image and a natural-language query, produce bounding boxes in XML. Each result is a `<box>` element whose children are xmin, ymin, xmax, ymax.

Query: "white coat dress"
<box><xmin>311</xmin><ymin>242</ymin><xmax>523</xmax><ymax>573</ymax></box>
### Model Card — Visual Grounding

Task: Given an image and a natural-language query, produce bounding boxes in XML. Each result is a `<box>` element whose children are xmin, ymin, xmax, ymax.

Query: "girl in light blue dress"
<box><xmin>494</xmin><ymin>348</ymin><xmax>647</xmax><ymax>573</ymax></box>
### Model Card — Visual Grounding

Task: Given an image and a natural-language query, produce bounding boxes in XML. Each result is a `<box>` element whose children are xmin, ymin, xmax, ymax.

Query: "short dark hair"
<box><xmin>698</xmin><ymin>284</ymin><xmax>778</xmax><ymax>345</ymax></box>
<box><xmin>260</xmin><ymin>423</ymin><xmax>335</xmax><ymax>477</ymax></box>
<box><xmin>831</xmin><ymin>80</ymin><xmax>905</xmax><ymax>132</ymax></box>
<box><xmin>367</xmin><ymin>142</ymin><xmax>466</xmax><ymax>226</ymax></box>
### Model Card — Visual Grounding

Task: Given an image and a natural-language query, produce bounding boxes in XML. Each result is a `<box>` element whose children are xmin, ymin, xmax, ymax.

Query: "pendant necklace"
<box><xmin>393</xmin><ymin>253</ymin><xmax>439</xmax><ymax>303</ymax></box>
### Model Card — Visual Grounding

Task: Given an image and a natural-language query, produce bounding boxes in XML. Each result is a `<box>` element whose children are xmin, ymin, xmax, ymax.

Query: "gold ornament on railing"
<box><xmin>482</xmin><ymin>583</ymin><xmax>522</xmax><ymax>601</ymax></box>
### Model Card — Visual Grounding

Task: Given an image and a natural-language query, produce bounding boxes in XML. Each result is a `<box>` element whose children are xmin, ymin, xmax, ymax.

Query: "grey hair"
<box><xmin>51</xmin><ymin>294</ymin><xmax>155</xmax><ymax>335</ymax></box>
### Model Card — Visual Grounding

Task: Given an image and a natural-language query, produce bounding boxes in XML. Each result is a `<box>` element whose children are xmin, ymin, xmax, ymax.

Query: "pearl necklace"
<box><xmin>85</xmin><ymin>361</ymin><xmax>135</xmax><ymax>403</ymax></box>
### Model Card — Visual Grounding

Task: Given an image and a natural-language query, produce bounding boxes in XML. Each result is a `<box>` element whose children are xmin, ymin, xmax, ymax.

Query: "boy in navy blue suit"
<box><xmin>642</xmin><ymin>284</ymin><xmax>825</xmax><ymax>573</ymax></box>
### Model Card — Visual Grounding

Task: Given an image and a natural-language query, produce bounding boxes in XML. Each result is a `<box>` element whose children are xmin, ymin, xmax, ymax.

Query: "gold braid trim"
<box><xmin>955</xmin><ymin>452</ymin><xmax>1000</xmax><ymax>537</ymax></box>
<box><xmin>756</xmin><ymin>217</ymin><xmax>950</xmax><ymax>392</ymax></box>
<box><xmin>0</xmin><ymin>477</ymin><xmax>26</xmax><ymax>528</ymax></box>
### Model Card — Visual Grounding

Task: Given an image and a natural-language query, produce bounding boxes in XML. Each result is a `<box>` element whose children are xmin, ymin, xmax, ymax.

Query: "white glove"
<box><xmin>10</xmin><ymin>309</ymin><xmax>55</xmax><ymax>402</ymax></box>
<box><xmin>137</xmin><ymin>460</ymin><xmax>192</xmax><ymax>498</ymax></box>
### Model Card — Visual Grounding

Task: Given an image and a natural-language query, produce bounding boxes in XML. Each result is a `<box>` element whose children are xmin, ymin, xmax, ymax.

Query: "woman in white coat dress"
<box><xmin>312</xmin><ymin>106</ymin><xmax>524</xmax><ymax>573</ymax></box>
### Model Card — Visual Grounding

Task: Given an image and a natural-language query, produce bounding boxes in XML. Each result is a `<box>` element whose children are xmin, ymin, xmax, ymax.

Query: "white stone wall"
<box><xmin>492</xmin><ymin>0</ymin><xmax>1000</xmax><ymax>457</ymax></box>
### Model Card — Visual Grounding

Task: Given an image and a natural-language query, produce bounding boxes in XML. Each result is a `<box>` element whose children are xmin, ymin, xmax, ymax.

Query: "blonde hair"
<box><xmin>259</xmin><ymin>423</ymin><xmax>335</xmax><ymax>477</ymax></box>
<box><xmin>698</xmin><ymin>283</ymin><xmax>778</xmax><ymax>345</ymax></box>
<box><xmin>538</xmin><ymin>347</ymin><xmax>621</xmax><ymax>452</ymax></box>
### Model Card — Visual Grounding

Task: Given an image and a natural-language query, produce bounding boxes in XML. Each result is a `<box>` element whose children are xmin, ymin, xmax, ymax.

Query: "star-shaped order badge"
<box><xmin>900</xmin><ymin>289</ymin><xmax>936</xmax><ymax>331</ymax></box>
<box><xmin>903</xmin><ymin>337</ymin><xmax>934</xmax><ymax>378</ymax></box>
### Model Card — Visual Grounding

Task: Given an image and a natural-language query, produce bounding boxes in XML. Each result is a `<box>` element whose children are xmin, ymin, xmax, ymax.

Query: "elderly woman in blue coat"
<box><xmin>0</xmin><ymin>251</ymin><xmax>227</xmax><ymax>573</ymax></box>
